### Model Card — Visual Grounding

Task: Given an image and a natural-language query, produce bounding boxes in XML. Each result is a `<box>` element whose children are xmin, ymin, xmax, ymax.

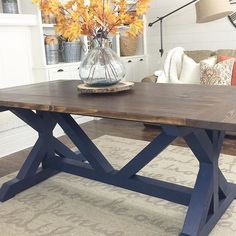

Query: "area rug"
<box><xmin>0</xmin><ymin>135</ymin><xmax>236</xmax><ymax>236</ymax></box>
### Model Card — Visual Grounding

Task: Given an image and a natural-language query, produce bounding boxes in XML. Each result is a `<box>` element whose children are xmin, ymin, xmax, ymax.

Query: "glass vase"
<box><xmin>79</xmin><ymin>40</ymin><xmax>126</xmax><ymax>86</ymax></box>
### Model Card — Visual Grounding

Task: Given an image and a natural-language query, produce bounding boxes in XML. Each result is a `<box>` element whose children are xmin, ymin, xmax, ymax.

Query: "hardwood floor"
<box><xmin>1</xmin><ymin>118</ymin><xmax>236</xmax><ymax>178</ymax></box>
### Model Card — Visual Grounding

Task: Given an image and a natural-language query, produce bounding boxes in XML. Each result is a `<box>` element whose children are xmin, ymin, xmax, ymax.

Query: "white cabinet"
<box><xmin>45</xmin><ymin>57</ymin><xmax>148</xmax><ymax>82</ymax></box>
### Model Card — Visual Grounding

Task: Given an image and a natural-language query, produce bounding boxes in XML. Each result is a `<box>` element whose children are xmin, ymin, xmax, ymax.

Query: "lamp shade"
<box><xmin>195</xmin><ymin>0</ymin><xmax>234</xmax><ymax>23</ymax></box>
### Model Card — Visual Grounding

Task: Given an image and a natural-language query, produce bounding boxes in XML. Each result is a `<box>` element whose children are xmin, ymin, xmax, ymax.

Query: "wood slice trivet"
<box><xmin>77</xmin><ymin>81</ymin><xmax>134</xmax><ymax>94</ymax></box>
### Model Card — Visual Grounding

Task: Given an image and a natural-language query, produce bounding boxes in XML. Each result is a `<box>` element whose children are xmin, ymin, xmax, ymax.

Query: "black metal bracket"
<box><xmin>148</xmin><ymin>0</ymin><xmax>197</xmax><ymax>57</ymax></box>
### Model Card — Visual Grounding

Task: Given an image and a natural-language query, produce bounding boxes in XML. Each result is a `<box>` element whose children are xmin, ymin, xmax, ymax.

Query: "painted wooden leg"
<box><xmin>180</xmin><ymin>130</ymin><xmax>236</xmax><ymax>236</ymax></box>
<box><xmin>0</xmin><ymin>109</ymin><xmax>59</xmax><ymax>202</ymax></box>
<box><xmin>179</xmin><ymin>163</ymin><xmax>214</xmax><ymax>236</ymax></box>
<box><xmin>0</xmin><ymin>168</ymin><xmax>59</xmax><ymax>202</ymax></box>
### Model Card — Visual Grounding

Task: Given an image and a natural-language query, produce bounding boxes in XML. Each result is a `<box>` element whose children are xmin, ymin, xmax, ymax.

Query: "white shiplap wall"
<box><xmin>146</xmin><ymin>0</ymin><xmax>236</xmax><ymax>74</ymax></box>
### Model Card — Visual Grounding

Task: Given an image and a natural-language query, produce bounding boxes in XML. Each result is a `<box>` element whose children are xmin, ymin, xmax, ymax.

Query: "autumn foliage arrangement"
<box><xmin>33</xmin><ymin>0</ymin><xmax>149</xmax><ymax>43</ymax></box>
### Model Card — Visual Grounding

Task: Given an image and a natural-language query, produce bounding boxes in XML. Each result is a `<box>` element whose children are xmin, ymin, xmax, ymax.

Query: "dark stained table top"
<box><xmin>0</xmin><ymin>80</ymin><xmax>236</xmax><ymax>131</ymax></box>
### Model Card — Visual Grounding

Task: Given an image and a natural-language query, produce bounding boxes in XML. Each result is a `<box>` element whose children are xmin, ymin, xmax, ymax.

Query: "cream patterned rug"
<box><xmin>0</xmin><ymin>135</ymin><xmax>236</xmax><ymax>236</ymax></box>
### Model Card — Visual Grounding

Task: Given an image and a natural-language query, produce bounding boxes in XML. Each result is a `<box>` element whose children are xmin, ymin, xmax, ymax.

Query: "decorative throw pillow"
<box><xmin>179</xmin><ymin>55</ymin><xmax>217</xmax><ymax>84</ymax></box>
<box><xmin>218</xmin><ymin>55</ymin><xmax>236</xmax><ymax>85</ymax></box>
<box><xmin>179</xmin><ymin>55</ymin><xmax>200</xmax><ymax>84</ymax></box>
<box><xmin>200</xmin><ymin>58</ymin><xmax>235</xmax><ymax>85</ymax></box>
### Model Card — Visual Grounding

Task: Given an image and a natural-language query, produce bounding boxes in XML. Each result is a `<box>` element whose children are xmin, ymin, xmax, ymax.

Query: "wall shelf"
<box><xmin>19</xmin><ymin>0</ymin><xmax>148</xmax><ymax>83</ymax></box>
<box><xmin>0</xmin><ymin>14</ymin><xmax>37</xmax><ymax>26</ymax></box>
<box><xmin>42</xmin><ymin>23</ymin><xmax>55</xmax><ymax>28</ymax></box>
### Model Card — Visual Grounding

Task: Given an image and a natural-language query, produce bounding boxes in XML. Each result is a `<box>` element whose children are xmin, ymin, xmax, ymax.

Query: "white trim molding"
<box><xmin>0</xmin><ymin>14</ymin><xmax>37</xmax><ymax>26</ymax></box>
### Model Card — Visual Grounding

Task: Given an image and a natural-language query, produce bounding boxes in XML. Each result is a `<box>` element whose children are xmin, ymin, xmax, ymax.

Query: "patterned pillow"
<box><xmin>218</xmin><ymin>55</ymin><xmax>236</xmax><ymax>85</ymax></box>
<box><xmin>200</xmin><ymin>58</ymin><xmax>235</xmax><ymax>85</ymax></box>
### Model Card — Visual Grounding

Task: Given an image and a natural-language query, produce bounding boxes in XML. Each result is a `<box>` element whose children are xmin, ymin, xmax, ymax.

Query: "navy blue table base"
<box><xmin>0</xmin><ymin>107</ymin><xmax>235</xmax><ymax>236</ymax></box>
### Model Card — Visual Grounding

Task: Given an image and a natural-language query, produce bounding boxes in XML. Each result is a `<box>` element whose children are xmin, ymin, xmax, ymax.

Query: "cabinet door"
<box><xmin>0</xmin><ymin>27</ymin><xmax>33</xmax><ymax>133</ymax></box>
<box><xmin>134</xmin><ymin>58</ymin><xmax>148</xmax><ymax>82</ymax></box>
<box><xmin>123</xmin><ymin>57</ymin><xmax>148</xmax><ymax>82</ymax></box>
<box><xmin>0</xmin><ymin>27</ymin><xmax>33</xmax><ymax>88</ymax></box>
<box><xmin>123</xmin><ymin>59</ymin><xmax>134</xmax><ymax>82</ymax></box>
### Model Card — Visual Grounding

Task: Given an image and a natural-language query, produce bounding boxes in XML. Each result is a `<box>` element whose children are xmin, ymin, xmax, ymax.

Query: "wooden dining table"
<box><xmin>0</xmin><ymin>80</ymin><xmax>236</xmax><ymax>236</ymax></box>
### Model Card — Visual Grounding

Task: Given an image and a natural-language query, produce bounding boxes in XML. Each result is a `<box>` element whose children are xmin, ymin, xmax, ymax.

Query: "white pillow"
<box><xmin>179</xmin><ymin>55</ymin><xmax>217</xmax><ymax>84</ymax></box>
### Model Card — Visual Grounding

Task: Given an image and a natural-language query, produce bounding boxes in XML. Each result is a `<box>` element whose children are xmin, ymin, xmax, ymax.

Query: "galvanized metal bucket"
<box><xmin>2</xmin><ymin>0</ymin><xmax>19</xmax><ymax>14</ymax></box>
<box><xmin>45</xmin><ymin>44</ymin><xmax>59</xmax><ymax>65</ymax></box>
<box><xmin>62</xmin><ymin>41</ymin><xmax>81</xmax><ymax>63</ymax></box>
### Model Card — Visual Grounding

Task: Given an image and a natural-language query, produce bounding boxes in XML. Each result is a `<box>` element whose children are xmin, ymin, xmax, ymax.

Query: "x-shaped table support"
<box><xmin>0</xmin><ymin>107</ymin><xmax>235</xmax><ymax>236</ymax></box>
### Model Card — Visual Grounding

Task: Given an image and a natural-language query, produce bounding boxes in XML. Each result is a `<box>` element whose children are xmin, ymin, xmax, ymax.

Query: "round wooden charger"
<box><xmin>77</xmin><ymin>81</ymin><xmax>134</xmax><ymax>94</ymax></box>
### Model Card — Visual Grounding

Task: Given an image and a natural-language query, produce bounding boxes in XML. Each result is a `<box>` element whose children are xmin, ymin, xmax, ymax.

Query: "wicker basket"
<box><xmin>120</xmin><ymin>36</ymin><xmax>138</xmax><ymax>57</ymax></box>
